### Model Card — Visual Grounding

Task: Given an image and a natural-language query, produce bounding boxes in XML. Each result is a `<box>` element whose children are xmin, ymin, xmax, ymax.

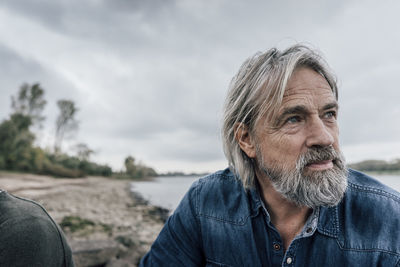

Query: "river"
<box><xmin>130</xmin><ymin>174</ymin><xmax>400</xmax><ymax>212</ymax></box>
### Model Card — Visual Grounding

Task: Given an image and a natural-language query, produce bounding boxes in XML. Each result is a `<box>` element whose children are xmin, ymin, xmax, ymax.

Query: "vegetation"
<box><xmin>0</xmin><ymin>83</ymin><xmax>161</xmax><ymax>178</ymax></box>
<box><xmin>60</xmin><ymin>215</ymin><xmax>112</xmax><ymax>236</ymax></box>
<box><xmin>0</xmin><ymin>113</ymin><xmax>35</xmax><ymax>171</ymax></box>
<box><xmin>0</xmin><ymin>111</ymin><xmax>112</xmax><ymax>178</ymax></box>
<box><xmin>348</xmin><ymin>159</ymin><xmax>400</xmax><ymax>173</ymax></box>
<box><xmin>114</xmin><ymin>155</ymin><xmax>157</xmax><ymax>179</ymax></box>
<box><xmin>60</xmin><ymin>216</ymin><xmax>95</xmax><ymax>233</ymax></box>
<box><xmin>11</xmin><ymin>83</ymin><xmax>46</xmax><ymax>128</ymax></box>
<box><xmin>54</xmin><ymin>100</ymin><xmax>78</xmax><ymax>154</ymax></box>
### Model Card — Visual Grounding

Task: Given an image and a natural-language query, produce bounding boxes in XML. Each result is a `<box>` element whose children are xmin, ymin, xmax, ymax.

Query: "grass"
<box><xmin>60</xmin><ymin>216</ymin><xmax>95</xmax><ymax>233</ymax></box>
<box><xmin>60</xmin><ymin>215</ymin><xmax>112</xmax><ymax>236</ymax></box>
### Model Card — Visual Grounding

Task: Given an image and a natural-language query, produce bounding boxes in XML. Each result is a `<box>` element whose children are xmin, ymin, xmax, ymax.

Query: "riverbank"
<box><xmin>0</xmin><ymin>171</ymin><xmax>167</xmax><ymax>267</ymax></box>
<box><xmin>365</xmin><ymin>170</ymin><xmax>400</xmax><ymax>176</ymax></box>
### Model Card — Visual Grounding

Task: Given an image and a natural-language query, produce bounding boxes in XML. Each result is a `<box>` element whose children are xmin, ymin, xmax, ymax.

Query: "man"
<box><xmin>140</xmin><ymin>45</ymin><xmax>400</xmax><ymax>266</ymax></box>
<box><xmin>0</xmin><ymin>190</ymin><xmax>74</xmax><ymax>266</ymax></box>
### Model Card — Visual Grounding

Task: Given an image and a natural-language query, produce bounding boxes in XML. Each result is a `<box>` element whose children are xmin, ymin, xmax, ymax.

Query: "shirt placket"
<box><xmin>261</xmin><ymin>207</ymin><xmax>285</xmax><ymax>266</ymax></box>
<box><xmin>281</xmin><ymin>208</ymin><xmax>320</xmax><ymax>266</ymax></box>
<box><xmin>282</xmin><ymin>240</ymin><xmax>298</xmax><ymax>267</ymax></box>
<box><xmin>260</xmin><ymin>199</ymin><xmax>320</xmax><ymax>267</ymax></box>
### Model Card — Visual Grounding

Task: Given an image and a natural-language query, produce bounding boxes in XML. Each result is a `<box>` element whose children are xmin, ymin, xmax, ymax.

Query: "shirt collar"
<box><xmin>317</xmin><ymin>204</ymin><xmax>340</xmax><ymax>238</ymax></box>
<box><xmin>248</xmin><ymin>184</ymin><xmax>264</xmax><ymax>218</ymax></box>
<box><xmin>247</xmin><ymin>179</ymin><xmax>265</xmax><ymax>218</ymax></box>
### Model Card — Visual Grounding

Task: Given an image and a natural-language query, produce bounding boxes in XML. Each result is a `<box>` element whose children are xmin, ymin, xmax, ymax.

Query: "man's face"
<box><xmin>256</xmin><ymin>67</ymin><xmax>339</xmax><ymax>172</ymax></box>
<box><xmin>253</xmin><ymin>67</ymin><xmax>347</xmax><ymax>207</ymax></box>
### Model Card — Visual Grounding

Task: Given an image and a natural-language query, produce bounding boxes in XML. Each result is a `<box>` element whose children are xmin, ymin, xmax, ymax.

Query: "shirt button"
<box><xmin>286</xmin><ymin>257</ymin><xmax>293</xmax><ymax>264</ymax></box>
<box><xmin>306</xmin><ymin>227</ymin><xmax>312</xmax><ymax>233</ymax></box>
<box><xmin>273</xmin><ymin>243</ymin><xmax>280</xmax><ymax>250</ymax></box>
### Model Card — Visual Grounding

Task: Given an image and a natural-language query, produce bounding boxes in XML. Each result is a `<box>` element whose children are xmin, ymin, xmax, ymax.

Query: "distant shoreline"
<box><xmin>364</xmin><ymin>170</ymin><xmax>400</xmax><ymax>176</ymax></box>
<box><xmin>157</xmin><ymin>173</ymin><xmax>208</xmax><ymax>177</ymax></box>
<box><xmin>348</xmin><ymin>159</ymin><xmax>400</xmax><ymax>175</ymax></box>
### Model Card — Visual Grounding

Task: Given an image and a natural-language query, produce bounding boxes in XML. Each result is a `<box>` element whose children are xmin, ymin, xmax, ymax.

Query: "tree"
<box><xmin>11</xmin><ymin>83</ymin><xmax>47</xmax><ymax>128</ymax></box>
<box><xmin>123</xmin><ymin>155</ymin><xmax>157</xmax><ymax>178</ymax></box>
<box><xmin>75</xmin><ymin>143</ymin><xmax>94</xmax><ymax>161</ymax></box>
<box><xmin>54</xmin><ymin>100</ymin><xmax>78</xmax><ymax>154</ymax></box>
<box><xmin>0</xmin><ymin>114</ymin><xmax>34</xmax><ymax>170</ymax></box>
<box><xmin>124</xmin><ymin>156</ymin><xmax>136</xmax><ymax>176</ymax></box>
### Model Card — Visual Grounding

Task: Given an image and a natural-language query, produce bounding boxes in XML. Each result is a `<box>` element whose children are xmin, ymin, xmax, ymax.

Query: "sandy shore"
<box><xmin>0</xmin><ymin>171</ymin><xmax>165</xmax><ymax>266</ymax></box>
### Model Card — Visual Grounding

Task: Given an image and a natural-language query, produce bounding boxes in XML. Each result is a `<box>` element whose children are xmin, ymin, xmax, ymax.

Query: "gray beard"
<box><xmin>258</xmin><ymin>146</ymin><xmax>348</xmax><ymax>208</ymax></box>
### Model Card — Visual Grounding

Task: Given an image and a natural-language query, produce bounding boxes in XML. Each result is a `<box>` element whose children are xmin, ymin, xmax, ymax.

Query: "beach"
<box><xmin>0</xmin><ymin>171</ymin><xmax>166</xmax><ymax>267</ymax></box>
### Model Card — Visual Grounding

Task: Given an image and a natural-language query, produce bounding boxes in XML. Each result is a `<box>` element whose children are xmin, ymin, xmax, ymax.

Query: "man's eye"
<box><xmin>286</xmin><ymin>116</ymin><xmax>301</xmax><ymax>124</ymax></box>
<box><xmin>324</xmin><ymin>111</ymin><xmax>336</xmax><ymax>119</ymax></box>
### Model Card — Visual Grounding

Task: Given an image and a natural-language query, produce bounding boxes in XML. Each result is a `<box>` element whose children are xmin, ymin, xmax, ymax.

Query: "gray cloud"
<box><xmin>0</xmin><ymin>0</ymin><xmax>399</xmax><ymax>172</ymax></box>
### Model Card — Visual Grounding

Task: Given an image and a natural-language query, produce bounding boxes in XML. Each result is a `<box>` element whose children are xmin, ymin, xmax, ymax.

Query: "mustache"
<box><xmin>297</xmin><ymin>146</ymin><xmax>341</xmax><ymax>170</ymax></box>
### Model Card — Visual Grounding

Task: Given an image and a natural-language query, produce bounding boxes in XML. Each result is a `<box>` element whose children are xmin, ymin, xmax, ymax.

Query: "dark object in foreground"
<box><xmin>0</xmin><ymin>191</ymin><xmax>74</xmax><ymax>266</ymax></box>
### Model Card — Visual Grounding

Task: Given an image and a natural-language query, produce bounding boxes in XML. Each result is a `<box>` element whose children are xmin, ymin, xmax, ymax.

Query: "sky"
<box><xmin>0</xmin><ymin>0</ymin><xmax>399</xmax><ymax>173</ymax></box>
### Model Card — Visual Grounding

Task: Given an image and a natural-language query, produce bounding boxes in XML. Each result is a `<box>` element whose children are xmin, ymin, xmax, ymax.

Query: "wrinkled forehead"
<box><xmin>261</xmin><ymin>67</ymin><xmax>336</xmax><ymax>124</ymax></box>
<box><xmin>279</xmin><ymin>87</ymin><xmax>337</xmax><ymax>116</ymax></box>
<box><xmin>284</xmin><ymin>67</ymin><xmax>333</xmax><ymax>92</ymax></box>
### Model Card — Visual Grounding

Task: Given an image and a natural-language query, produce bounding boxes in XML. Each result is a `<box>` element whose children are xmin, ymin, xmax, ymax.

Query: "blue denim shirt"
<box><xmin>140</xmin><ymin>168</ymin><xmax>400</xmax><ymax>266</ymax></box>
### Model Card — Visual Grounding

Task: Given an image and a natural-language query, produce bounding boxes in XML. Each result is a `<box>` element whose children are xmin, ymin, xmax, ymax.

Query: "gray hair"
<box><xmin>221</xmin><ymin>44</ymin><xmax>338</xmax><ymax>189</ymax></box>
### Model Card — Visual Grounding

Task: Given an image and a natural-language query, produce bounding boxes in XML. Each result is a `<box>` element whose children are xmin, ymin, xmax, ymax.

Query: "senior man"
<box><xmin>141</xmin><ymin>45</ymin><xmax>400</xmax><ymax>266</ymax></box>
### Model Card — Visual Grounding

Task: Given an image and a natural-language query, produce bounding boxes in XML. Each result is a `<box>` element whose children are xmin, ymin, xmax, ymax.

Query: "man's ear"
<box><xmin>234</xmin><ymin>123</ymin><xmax>256</xmax><ymax>158</ymax></box>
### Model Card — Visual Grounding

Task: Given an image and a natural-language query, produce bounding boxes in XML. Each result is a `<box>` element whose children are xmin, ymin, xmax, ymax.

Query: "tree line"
<box><xmin>0</xmin><ymin>83</ymin><xmax>157</xmax><ymax>179</ymax></box>
<box><xmin>348</xmin><ymin>159</ymin><xmax>400</xmax><ymax>173</ymax></box>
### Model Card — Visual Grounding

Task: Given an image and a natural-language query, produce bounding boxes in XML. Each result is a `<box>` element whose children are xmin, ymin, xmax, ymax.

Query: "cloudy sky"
<box><xmin>0</xmin><ymin>0</ymin><xmax>399</xmax><ymax>173</ymax></box>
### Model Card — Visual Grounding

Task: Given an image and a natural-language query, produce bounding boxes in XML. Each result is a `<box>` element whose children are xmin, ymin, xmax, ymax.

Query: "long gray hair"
<box><xmin>221</xmin><ymin>44</ymin><xmax>338</xmax><ymax>189</ymax></box>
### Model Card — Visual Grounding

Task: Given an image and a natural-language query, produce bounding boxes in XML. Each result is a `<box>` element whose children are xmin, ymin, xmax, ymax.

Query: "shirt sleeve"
<box><xmin>140</xmin><ymin>182</ymin><xmax>205</xmax><ymax>266</ymax></box>
<box><xmin>0</xmin><ymin>215</ymin><xmax>74</xmax><ymax>267</ymax></box>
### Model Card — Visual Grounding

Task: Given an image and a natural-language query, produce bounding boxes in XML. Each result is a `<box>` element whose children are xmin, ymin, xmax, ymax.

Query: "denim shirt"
<box><xmin>140</xmin><ymin>168</ymin><xmax>400</xmax><ymax>266</ymax></box>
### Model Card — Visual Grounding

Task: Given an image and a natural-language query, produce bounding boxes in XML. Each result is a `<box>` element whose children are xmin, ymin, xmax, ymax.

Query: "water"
<box><xmin>131</xmin><ymin>174</ymin><xmax>400</xmax><ymax>211</ymax></box>
<box><xmin>130</xmin><ymin>176</ymin><xmax>199</xmax><ymax>211</ymax></box>
<box><xmin>373</xmin><ymin>174</ymin><xmax>400</xmax><ymax>192</ymax></box>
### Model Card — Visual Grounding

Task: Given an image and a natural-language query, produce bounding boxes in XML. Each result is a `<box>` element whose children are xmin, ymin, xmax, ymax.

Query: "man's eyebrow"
<box><xmin>274</xmin><ymin>102</ymin><xmax>339</xmax><ymax>125</ymax></box>
<box><xmin>275</xmin><ymin>105</ymin><xmax>308</xmax><ymax>124</ymax></box>
<box><xmin>322</xmin><ymin>102</ymin><xmax>339</xmax><ymax>111</ymax></box>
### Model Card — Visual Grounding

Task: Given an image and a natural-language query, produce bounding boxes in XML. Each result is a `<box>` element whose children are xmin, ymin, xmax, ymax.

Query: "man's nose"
<box><xmin>305</xmin><ymin>117</ymin><xmax>334</xmax><ymax>148</ymax></box>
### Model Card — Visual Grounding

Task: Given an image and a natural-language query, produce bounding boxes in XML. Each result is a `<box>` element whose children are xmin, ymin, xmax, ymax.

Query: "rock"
<box><xmin>115</xmin><ymin>235</ymin><xmax>137</xmax><ymax>248</ymax></box>
<box><xmin>71</xmin><ymin>240</ymin><xmax>121</xmax><ymax>267</ymax></box>
<box><xmin>129</xmin><ymin>191</ymin><xmax>149</xmax><ymax>205</ymax></box>
<box><xmin>146</xmin><ymin>205</ymin><xmax>170</xmax><ymax>223</ymax></box>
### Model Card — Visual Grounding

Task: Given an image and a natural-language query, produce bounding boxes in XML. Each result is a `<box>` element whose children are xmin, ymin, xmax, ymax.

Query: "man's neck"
<box><xmin>256</xmin><ymin>171</ymin><xmax>312</xmax><ymax>250</ymax></box>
